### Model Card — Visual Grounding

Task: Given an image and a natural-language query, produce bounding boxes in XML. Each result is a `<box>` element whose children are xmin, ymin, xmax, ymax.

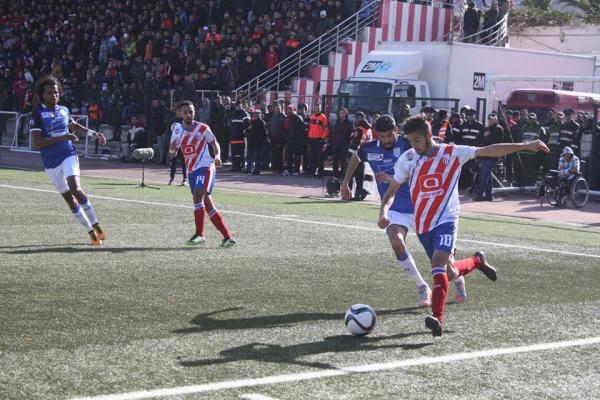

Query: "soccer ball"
<box><xmin>344</xmin><ymin>304</ymin><xmax>377</xmax><ymax>336</ymax></box>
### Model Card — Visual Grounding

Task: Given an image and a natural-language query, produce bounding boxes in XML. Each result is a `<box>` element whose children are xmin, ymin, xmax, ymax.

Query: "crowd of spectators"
<box><xmin>416</xmin><ymin>104</ymin><xmax>597</xmax><ymax>197</ymax></box>
<box><xmin>150</xmin><ymin>95</ymin><xmax>596</xmax><ymax>202</ymax></box>
<box><xmin>0</xmin><ymin>0</ymin><xmax>365</xmax><ymax>125</ymax></box>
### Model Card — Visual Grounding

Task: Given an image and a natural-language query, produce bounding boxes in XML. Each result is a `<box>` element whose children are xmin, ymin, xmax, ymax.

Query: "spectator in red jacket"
<box><xmin>265</xmin><ymin>44</ymin><xmax>279</xmax><ymax>70</ymax></box>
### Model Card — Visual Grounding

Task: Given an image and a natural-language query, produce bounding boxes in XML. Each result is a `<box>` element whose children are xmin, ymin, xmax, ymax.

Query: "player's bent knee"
<box><xmin>61</xmin><ymin>191</ymin><xmax>76</xmax><ymax>207</ymax></box>
<box><xmin>388</xmin><ymin>235</ymin><xmax>407</xmax><ymax>254</ymax></box>
<box><xmin>446</xmin><ymin>267</ymin><xmax>457</xmax><ymax>281</ymax></box>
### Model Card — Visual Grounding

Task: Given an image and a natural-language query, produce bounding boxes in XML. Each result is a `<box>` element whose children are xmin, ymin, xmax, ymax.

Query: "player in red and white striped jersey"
<box><xmin>379</xmin><ymin>115</ymin><xmax>548</xmax><ymax>337</ymax></box>
<box><xmin>170</xmin><ymin>100</ymin><xmax>235</xmax><ymax>247</ymax></box>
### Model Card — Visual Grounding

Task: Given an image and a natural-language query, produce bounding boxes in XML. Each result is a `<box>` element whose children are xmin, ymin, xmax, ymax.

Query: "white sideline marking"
<box><xmin>70</xmin><ymin>336</ymin><xmax>600</xmax><ymax>400</ymax></box>
<box><xmin>240</xmin><ymin>394</ymin><xmax>279</xmax><ymax>400</ymax></box>
<box><xmin>1</xmin><ymin>183</ymin><xmax>599</xmax><ymax>259</ymax></box>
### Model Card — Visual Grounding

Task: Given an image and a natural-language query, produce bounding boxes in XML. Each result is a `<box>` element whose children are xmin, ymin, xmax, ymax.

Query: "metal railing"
<box><xmin>460</xmin><ymin>13</ymin><xmax>508</xmax><ymax>46</ymax></box>
<box><xmin>321</xmin><ymin>93</ymin><xmax>461</xmax><ymax>118</ymax></box>
<box><xmin>233</xmin><ymin>0</ymin><xmax>383</xmax><ymax>104</ymax></box>
<box><xmin>169</xmin><ymin>89</ymin><xmax>226</xmax><ymax>109</ymax></box>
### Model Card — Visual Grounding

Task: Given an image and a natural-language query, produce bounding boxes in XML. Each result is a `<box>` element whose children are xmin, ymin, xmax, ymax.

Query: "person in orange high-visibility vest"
<box><xmin>431</xmin><ymin>109</ymin><xmax>453</xmax><ymax>144</ymax></box>
<box><xmin>307</xmin><ymin>103</ymin><xmax>329</xmax><ymax>177</ymax></box>
<box><xmin>88</xmin><ymin>103</ymin><xmax>102</xmax><ymax>131</ymax></box>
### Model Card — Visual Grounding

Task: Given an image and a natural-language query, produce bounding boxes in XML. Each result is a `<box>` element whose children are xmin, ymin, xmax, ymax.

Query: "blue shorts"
<box><xmin>417</xmin><ymin>222</ymin><xmax>457</xmax><ymax>260</ymax></box>
<box><xmin>189</xmin><ymin>166</ymin><xmax>215</xmax><ymax>195</ymax></box>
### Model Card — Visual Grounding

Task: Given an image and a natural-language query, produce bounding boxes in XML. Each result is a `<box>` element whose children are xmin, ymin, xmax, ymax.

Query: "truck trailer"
<box><xmin>336</xmin><ymin>41</ymin><xmax>597</xmax><ymax>117</ymax></box>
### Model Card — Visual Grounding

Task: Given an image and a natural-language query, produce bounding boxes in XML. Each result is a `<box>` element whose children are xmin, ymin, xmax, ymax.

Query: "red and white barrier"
<box><xmin>280</xmin><ymin>0</ymin><xmax>456</xmax><ymax>100</ymax></box>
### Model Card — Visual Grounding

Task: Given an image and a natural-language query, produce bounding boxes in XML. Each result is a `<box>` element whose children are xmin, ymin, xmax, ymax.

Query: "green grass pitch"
<box><xmin>1</xmin><ymin>168</ymin><xmax>599</xmax><ymax>400</ymax></box>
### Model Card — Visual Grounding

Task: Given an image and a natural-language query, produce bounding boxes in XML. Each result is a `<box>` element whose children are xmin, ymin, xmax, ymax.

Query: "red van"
<box><xmin>506</xmin><ymin>89</ymin><xmax>600</xmax><ymax>120</ymax></box>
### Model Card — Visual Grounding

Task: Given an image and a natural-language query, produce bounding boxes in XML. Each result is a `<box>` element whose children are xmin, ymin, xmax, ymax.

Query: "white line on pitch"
<box><xmin>240</xmin><ymin>394</ymin><xmax>280</xmax><ymax>400</ymax></box>
<box><xmin>1</xmin><ymin>183</ymin><xmax>599</xmax><ymax>259</ymax></box>
<box><xmin>69</xmin><ymin>336</ymin><xmax>600</xmax><ymax>400</ymax></box>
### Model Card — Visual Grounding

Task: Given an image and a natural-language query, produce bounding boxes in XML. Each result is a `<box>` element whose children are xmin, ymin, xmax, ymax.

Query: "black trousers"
<box><xmin>332</xmin><ymin>145</ymin><xmax>348</xmax><ymax>178</ymax></box>
<box><xmin>230</xmin><ymin>142</ymin><xmax>245</xmax><ymax>171</ymax></box>
<box><xmin>308</xmin><ymin>138</ymin><xmax>324</xmax><ymax>176</ymax></box>
<box><xmin>213</xmin><ymin>125</ymin><xmax>229</xmax><ymax>162</ymax></box>
<box><xmin>286</xmin><ymin>138</ymin><xmax>301</xmax><ymax>173</ymax></box>
<box><xmin>299</xmin><ymin>138</ymin><xmax>309</xmax><ymax>172</ymax></box>
<box><xmin>271</xmin><ymin>137</ymin><xmax>285</xmax><ymax>173</ymax></box>
<box><xmin>170</xmin><ymin>150</ymin><xmax>187</xmax><ymax>180</ymax></box>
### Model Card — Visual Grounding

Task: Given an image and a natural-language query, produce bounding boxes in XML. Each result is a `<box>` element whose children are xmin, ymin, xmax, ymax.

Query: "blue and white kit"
<box><xmin>357</xmin><ymin>137</ymin><xmax>414</xmax><ymax>230</ymax></box>
<box><xmin>30</xmin><ymin>104</ymin><xmax>79</xmax><ymax>193</ymax></box>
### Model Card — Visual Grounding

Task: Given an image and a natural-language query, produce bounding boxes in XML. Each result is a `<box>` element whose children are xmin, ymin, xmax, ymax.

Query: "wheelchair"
<box><xmin>539</xmin><ymin>170</ymin><xmax>589</xmax><ymax>208</ymax></box>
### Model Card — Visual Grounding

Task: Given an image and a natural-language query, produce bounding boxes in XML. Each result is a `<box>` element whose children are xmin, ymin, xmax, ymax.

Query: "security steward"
<box><xmin>307</xmin><ymin>103</ymin><xmax>329</xmax><ymax>177</ymax></box>
<box><xmin>228</xmin><ymin>101</ymin><xmax>250</xmax><ymax>172</ymax></box>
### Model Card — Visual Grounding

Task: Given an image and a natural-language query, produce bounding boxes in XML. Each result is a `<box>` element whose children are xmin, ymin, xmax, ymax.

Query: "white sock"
<box><xmin>396</xmin><ymin>251</ymin><xmax>428</xmax><ymax>288</ymax></box>
<box><xmin>80</xmin><ymin>197</ymin><xmax>98</xmax><ymax>226</ymax></box>
<box><xmin>72</xmin><ymin>206</ymin><xmax>93</xmax><ymax>232</ymax></box>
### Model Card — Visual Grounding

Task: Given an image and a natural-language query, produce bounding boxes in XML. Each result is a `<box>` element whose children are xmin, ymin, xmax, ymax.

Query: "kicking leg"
<box><xmin>453</xmin><ymin>251</ymin><xmax>497</xmax><ymax>281</ymax></box>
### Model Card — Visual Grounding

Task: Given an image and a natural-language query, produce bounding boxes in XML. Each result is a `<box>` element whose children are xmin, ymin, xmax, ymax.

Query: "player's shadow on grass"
<box><xmin>1</xmin><ymin>246</ymin><xmax>197</xmax><ymax>254</ymax></box>
<box><xmin>173</xmin><ymin>306</ymin><xmax>423</xmax><ymax>334</ymax></box>
<box><xmin>179</xmin><ymin>332</ymin><xmax>433</xmax><ymax>370</ymax></box>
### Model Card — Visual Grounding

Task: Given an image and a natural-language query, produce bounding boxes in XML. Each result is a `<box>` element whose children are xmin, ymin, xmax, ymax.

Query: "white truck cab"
<box><xmin>335</xmin><ymin>51</ymin><xmax>431</xmax><ymax>121</ymax></box>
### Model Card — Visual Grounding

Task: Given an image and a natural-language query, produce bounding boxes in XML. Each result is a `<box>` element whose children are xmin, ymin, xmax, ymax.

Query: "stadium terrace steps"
<box><xmin>264</xmin><ymin>0</ymin><xmax>455</xmax><ymax>107</ymax></box>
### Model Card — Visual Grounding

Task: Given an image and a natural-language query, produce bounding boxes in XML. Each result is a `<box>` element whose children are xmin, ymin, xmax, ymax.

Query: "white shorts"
<box><xmin>45</xmin><ymin>155</ymin><xmax>80</xmax><ymax>193</ymax></box>
<box><xmin>387</xmin><ymin>210</ymin><xmax>415</xmax><ymax>232</ymax></box>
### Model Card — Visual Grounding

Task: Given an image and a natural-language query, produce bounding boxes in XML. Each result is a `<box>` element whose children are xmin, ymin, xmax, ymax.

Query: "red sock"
<box><xmin>209</xmin><ymin>210</ymin><xmax>231</xmax><ymax>239</ymax></box>
<box><xmin>194</xmin><ymin>206</ymin><xmax>205</xmax><ymax>236</ymax></box>
<box><xmin>455</xmin><ymin>256</ymin><xmax>479</xmax><ymax>278</ymax></box>
<box><xmin>431</xmin><ymin>268</ymin><xmax>448</xmax><ymax>323</ymax></box>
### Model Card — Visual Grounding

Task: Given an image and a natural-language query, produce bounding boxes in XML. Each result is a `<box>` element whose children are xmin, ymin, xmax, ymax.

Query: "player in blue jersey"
<box><xmin>30</xmin><ymin>76</ymin><xmax>107</xmax><ymax>245</ymax></box>
<box><xmin>341</xmin><ymin>115</ymin><xmax>432</xmax><ymax>307</ymax></box>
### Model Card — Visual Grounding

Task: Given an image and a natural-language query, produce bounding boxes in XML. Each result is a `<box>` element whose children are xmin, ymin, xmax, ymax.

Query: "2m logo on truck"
<box><xmin>361</xmin><ymin>61</ymin><xmax>391</xmax><ymax>73</ymax></box>
<box><xmin>473</xmin><ymin>72</ymin><xmax>486</xmax><ymax>91</ymax></box>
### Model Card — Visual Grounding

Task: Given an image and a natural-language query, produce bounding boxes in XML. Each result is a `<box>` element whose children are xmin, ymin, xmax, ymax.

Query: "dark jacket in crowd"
<box><xmin>246</xmin><ymin>118</ymin><xmax>268</xmax><ymax>149</ymax></box>
<box><xmin>286</xmin><ymin>112</ymin><xmax>305</xmax><ymax>143</ymax></box>
<box><xmin>463</xmin><ymin>8</ymin><xmax>479</xmax><ymax>35</ymax></box>
<box><xmin>148</xmin><ymin>104</ymin><xmax>167</xmax><ymax>137</ymax></box>
<box><xmin>479</xmin><ymin>123</ymin><xmax>503</xmax><ymax>153</ymax></box>
<box><xmin>483</xmin><ymin>6</ymin><xmax>499</xmax><ymax>31</ymax></box>
<box><xmin>228</xmin><ymin>108</ymin><xmax>250</xmax><ymax>141</ymax></box>
<box><xmin>332</xmin><ymin>117</ymin><xmax>353</xmax><ymax>147</ymax></box>
<box><xmin>459</xmin><ymin>119</ymin><xmax>485</xmax><ymax>146</ymax></box>
<box><xmin>560</xmin><ymin>119</ymin><xmax>580</xmax><ymax>149</ymax></box>
<box><xmin>268</xmin><ymin>112</ymin><xmax>287</xmax><ymax>140</ymax></box>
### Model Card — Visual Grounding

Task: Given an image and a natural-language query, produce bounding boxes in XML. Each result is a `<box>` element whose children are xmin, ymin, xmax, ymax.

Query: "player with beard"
<box><xmin>342</xmin><ymin>115</ymin><xmax>496</xmax><ymax>308</ymax></box>
<box><xmin>379</xmin><ymin>115</ymin><xmax>548</xmax><ymax>337</ymax></box>
<box><xmin>169</xmin><ymin>100</ymin><xmax>235</xmax><ymax>247</ymax></box>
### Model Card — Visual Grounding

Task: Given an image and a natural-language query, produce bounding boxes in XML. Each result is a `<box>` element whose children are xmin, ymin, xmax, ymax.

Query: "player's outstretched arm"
<box><xmin>341</xmin><ymin>153</ymin><xmax>360</xmax><ymax>201</ymax></box>
<box><xmin>378</xmin><ymin>179</ymin><xmax>402</xmax><ymax>229</ymax></box>
<box><xmin>68</xmin><ymin>120</ymin><xmax>107</xmax><ymax>145</ymax></box>
<box><xmin>475</xmin><ymin>140</ymin><xmax>549</xmax><ymax>158</ymax></box>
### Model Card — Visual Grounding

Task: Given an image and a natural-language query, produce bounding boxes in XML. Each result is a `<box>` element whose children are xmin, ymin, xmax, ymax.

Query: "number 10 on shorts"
<box><xmin>439</xmin><ymin>234</ymin><xmax>453</xmax><ymax>247</ymax></box>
